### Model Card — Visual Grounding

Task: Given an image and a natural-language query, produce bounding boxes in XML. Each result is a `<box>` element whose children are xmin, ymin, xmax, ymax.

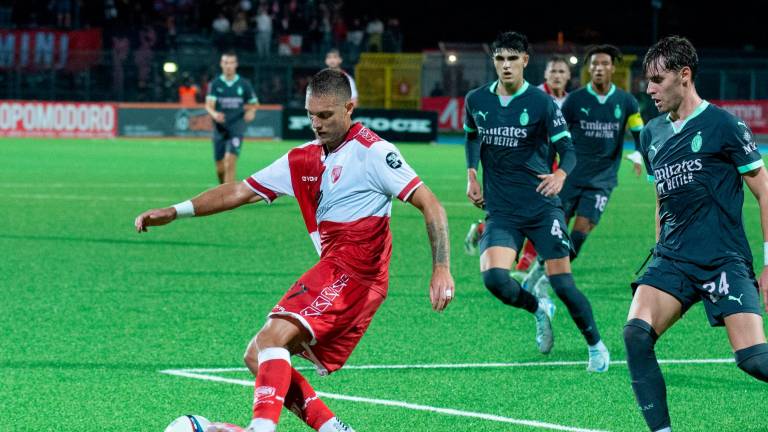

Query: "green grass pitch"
<box><xmin>1</xmin><ymin>137</ymin><xmax>766</xmax><ymax>431</ymax></box>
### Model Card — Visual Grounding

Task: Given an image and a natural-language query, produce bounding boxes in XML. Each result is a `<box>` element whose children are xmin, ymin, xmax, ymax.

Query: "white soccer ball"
<box><xmin>164</xmin><ymin>415</ymin><xmax>212</xmax><ymax>432</ymax></box>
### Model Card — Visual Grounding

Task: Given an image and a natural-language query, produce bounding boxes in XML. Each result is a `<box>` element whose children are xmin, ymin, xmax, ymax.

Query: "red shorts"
<box><xmin>269</xmin><ymin>260</ymin><xmax>386</xmax><ymax>375</ymax></box>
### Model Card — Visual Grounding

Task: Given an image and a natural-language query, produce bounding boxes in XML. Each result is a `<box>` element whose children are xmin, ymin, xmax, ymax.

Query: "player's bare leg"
<box><xmin>215</xmin><ymin>160</ymin><xmax>226</xmax><ymax>184</ymax></box>
<box><xmin>223</xmin><ymin>153</ymin><xmax>238</xmax><ymax>184</ymax></box>
<box><xmin>624</xmin><ymin>285</ymin><xmax>683</xmax><ymax>432</ymax></box>
<box><xmin>570</xmin><ymin>216</ymin><xmax>595</xmax><ymax>261</ymax></box>
<box><xmin>482</xmin><ymin>246</ymin><xmax>554</xmax><ymax>353</ymax></box>
<box><xmin>546</xmin><ymin>257</ymin><xmax>607</xmax><ymax>370</ymax></box>
<box><xmin>725</xmin><ymin>313</ymin><xmax>768</xmax><ymax>382</ymax></box>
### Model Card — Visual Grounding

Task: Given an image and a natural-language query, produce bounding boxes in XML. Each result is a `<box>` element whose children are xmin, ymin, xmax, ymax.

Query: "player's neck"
<box><xmin>590</xmin><ymin>81</ymin><xmax>611</xmax><ymax>95</ymax></box>
<box><xmin>222</xmin><ymin>72</ymin><xmax>237</xmax><ymax>81</ymax></box>
<box><xmin>551</xmin><ymin>87</ymin><xmax>565</xmax><ymax>98</ymax></box>
<box><xmin>498</xmin><ymin>79</ymin><xmax>524</xmax><ymax>96</ymax></box>
<box><xmin>670</xmin><ymin>91</ymin><xmax>703</xmax><ymax>122</ymax></box>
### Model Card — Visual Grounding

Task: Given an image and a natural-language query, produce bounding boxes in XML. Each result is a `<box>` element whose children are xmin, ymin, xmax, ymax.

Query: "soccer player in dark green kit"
<box><xmin>464</xmin><ymin>31</ymin><xmax>609</xmax><ymax>371</ymax></box>
<box><xmin>625</xmin><ymin>36</ymin><xmax>768</xmax><ymax>432</ymax></box>
<box><xmin>206</xmin><ymin>51</ymin><xmax>259</xmax><ymax>184</ymax></box>
<box><xmin>559</xmin><ymin>44</ymin><xmax>644</xmax><ymax>260</ymax></box>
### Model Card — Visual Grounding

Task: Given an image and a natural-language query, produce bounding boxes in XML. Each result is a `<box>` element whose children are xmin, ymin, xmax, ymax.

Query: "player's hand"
<box><xmin>626</xmin><ymin>151</ymin><xmax>644</xmax><ymax>177</ymax></box>
<box><xmin>759</xmin><ymin>267</ymin><xmax>768</xmax><ymax>312</ymax></box>
<box><xmin>632</xmin><ymin>162</ymin><xmax>642</xmax><ymax>177</ymax></box>
<box><xmin>429</xmin><ymin>266</ymin><xmax>454</xmax><ymax>312</ymax></box>
<box><xmin>212</xmin><ymin>111</ymin><xmax>225</xmax><ymax>123</ymax></box>
<box><xmin>134</xmin><ymin>207</ymin><xmax>176</xmax><ymax>233</ymax></box>
<box><xmin>536</xmin><ymin>169</ymin><xmax>566</xmax><ymax>197</ymax></box>
<box><xmin>466</xmin><ymin>179</ymin><xmax>484</xmax><ymax>209</ymax></box>
<box><xmin>244</xmin><ymin>110</ymin><xmax>256</xmax><ymax>122</ymax></box>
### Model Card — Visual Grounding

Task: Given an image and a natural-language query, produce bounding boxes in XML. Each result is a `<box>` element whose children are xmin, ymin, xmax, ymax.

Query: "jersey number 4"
<box><xmin>551</xmin><ymin>219</ymin><xmax>563</xmax><ymax>239</ymax></box>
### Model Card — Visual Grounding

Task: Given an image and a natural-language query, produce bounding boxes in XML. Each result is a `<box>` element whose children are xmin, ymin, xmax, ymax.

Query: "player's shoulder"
<box><xmin>705</xmin><ymin>102</ymin><xmax>739</xmax><ymax>125</ymax></box>
<box><xmin>465</xmin><ymin>81</ymin><xmax>494</xmax><ymax>102</ymax></box>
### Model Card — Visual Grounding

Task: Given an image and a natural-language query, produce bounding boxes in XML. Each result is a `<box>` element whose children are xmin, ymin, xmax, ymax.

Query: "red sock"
<box><xmin>284</xmin><ymin>368</ymin><xmax>335</xmax><ymax>430</ymax></box>
<box><xmin>252</xmin><ymin>348</ymin><xmax>293</xmax><ymax>427</ymax></box>
<box><xmin>516</xmin><ymin>241</ymin><xmax>538</xmax><ymax>271</ymax></box>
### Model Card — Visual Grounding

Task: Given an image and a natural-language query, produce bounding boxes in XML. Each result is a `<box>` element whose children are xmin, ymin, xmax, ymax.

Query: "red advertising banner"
<box><xmin>0</xmin><ymin>29</ymin><xmax>102</xmax><ymax>71</ymax></box>
<box><xmin>0</xmin><ymin>101</ymin><xmax>117</xmax><ymax>138</ymax></box>
<box><xmin>712</xmin><ymin>100</ymin><xmax>768</xmax><ymax>134</ymax></box>
<box><xmin>421</xmin><ymin>97</ymin><xmax>465</xmax><ymax>132</ymax></box>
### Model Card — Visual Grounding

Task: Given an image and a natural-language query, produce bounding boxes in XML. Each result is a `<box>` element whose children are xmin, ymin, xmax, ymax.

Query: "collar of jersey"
<box><xmin>327</xmin><ymin>122</ymin><xmax>364</xmax><ymax>154</ymax></box>
<box><xmin>665</xmin><ymin>100</ymin><xmax>710</xmax><ymax>134</ymax></box>
<box><xmin>490</xmin><ymin>80</ymin><xmax>529</xmax><ymax>107</ymax></box>
<box><xmin>586</xmin><ymin>82</ymin><xmax>615</xmax><ymax>103</ymax></box>
<box><xmin>219</xmin><ymin>74</ymin><xmax>240</xmax><ymax>87</ymax></box>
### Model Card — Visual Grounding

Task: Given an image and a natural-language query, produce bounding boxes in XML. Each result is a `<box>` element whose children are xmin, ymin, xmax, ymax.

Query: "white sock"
<box><xmin>654</xmin><ymin>427</ymin><xmax>671</xmax><ymax>432</ymax></box>
<box><xmin>247</xmin><ymin>418</ymin><xmax>276</xmax><ymax>432</ymax></box>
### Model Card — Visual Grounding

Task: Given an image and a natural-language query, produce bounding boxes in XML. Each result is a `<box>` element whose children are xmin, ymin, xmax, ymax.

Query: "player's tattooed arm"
<box><xmin>408</xmin><ymin>184</ymin><xmax>455</xmax><ymax>312</ymax></box>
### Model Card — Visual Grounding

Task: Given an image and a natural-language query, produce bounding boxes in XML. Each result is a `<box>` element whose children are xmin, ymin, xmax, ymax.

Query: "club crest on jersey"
<box><xmin>331</xmin><ymin>165</ymin><xmax>343</xmax><ymax>183</ymax></box>
<box><xmin>614</xmin><ymin>104</ymin><xmax>622</xmax><ymax>119</ymax></box>
<box><xmin>386</xmin><ymin>152</ymin><xmax>402</xmax><ymax>169</ymax></box>
<box><xmin>519</xmin><ymin>109</ymin><xmax>529</xmax><ymax>126</ymax></box>
<box><xmin>691</xmin><ymin>131</ymin><xmax>703</xmax><ymax>152</ymax></box>
<box><xmin>237</xmin><ymin>86</ymin><xmax>243</xmax><ymax>96</ymax></box>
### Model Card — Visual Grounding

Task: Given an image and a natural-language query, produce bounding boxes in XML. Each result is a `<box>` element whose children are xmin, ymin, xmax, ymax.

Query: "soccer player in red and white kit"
<box><xmin>134</xmin><ymin>69</ymin><xmax>454</xmax><ymax>432</ymax></box>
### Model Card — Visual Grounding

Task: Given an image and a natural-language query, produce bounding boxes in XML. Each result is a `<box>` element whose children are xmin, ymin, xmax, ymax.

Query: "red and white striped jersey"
<box><xmin>538</xmin><ymin>83</ymin><xmax>567</xmax><ymax>108</ymax></box>
<box><xmin>244</xmin><ymin>123</ymin><xmax>422</xmax><ymax>293</ymax></box>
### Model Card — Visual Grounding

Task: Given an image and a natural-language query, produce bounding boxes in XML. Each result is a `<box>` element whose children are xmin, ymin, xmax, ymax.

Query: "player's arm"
<box><xmin>743</xmin><ymin>167</ymin><xmax>768</xmax><ymax>311</ymax></box>
<box><xmin>244</xmin><ymin>83</ymin><xmax>259</xmax><ymax>122</ymax></box>
<box><xmin>625</xmin><ymin>99</ymin><xmax>645</xmax><ymax>176</ymax></box>
<box><xmin>464</xmin><ymin>97</ymin><xmax>483</xmax><ymax>208</ymax></box>
<box><xmin>205</xmin><ymin>95</ymin><xmax>225</xmax><ymax>124</ymax></box>
<box><xmin>537</xmin><ymin>134</ymin><xmax>575</xmax><ymax>197</ymax></box>
<box><xmin>134</xmin><ymin>182</ymin><xmax>262</xmax><ymax>232</ymax></box>
<box><xmin>408</xmin><ymin>184</ymin><xmax>454</xmax><ymax>313</ymax></box>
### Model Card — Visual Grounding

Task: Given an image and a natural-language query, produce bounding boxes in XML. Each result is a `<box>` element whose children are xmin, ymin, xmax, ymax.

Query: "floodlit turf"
<box><xmin>1</xmin><ymin>137</ymin><xmax>766</xmax><ymax>431</ymax></box>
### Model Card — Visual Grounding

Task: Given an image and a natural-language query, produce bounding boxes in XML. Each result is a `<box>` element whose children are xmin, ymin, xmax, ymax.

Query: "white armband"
<box><xmin>627</xmin><ymin>151</ymin><xmax>643</xmax><ymax>165</ymax></box>
<box><xmin>764</xmin><ymin>242</ymin><xmax>768</xmax><ymax>267</ymax></box>
<box><xmin>173</xmin><ymin>200</ymin><xmax>195</xmax><ymax>218</ymax></box>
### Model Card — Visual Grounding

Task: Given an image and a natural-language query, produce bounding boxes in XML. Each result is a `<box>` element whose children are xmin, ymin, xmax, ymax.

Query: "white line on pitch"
<box><xmin>159</xmin><ymin>369</ymin><xmax>608</xmax><ymax>432</ymax></box>
<box><xmin>170</xmin><ymin>357</ymin><xmax>735</xmax><ymax>374</ymax></box>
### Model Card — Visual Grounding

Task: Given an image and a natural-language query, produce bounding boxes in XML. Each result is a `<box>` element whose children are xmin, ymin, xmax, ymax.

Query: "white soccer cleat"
<box><xmin>534</xmin><ymin>298</ymin><xmax>555</xmax><ymax>354</ymax></box>
<box><xmin>587</xmin><ymin>341</ymin><xmax>610</xmax><ymax>373</ymax></box>
<box><xmin>532</xmin><ymin>274</ymin><xmax>552</xmax><ymax>303</ymax></box>
<box><xmin>319</xmin><ymin>417</ymin><xmax>356</xmax><ymax>432</ymax></box>
<box><xmin>522</xmin><ymin>260</ymin><xmax>545</xmax><ymax>293</ymax></box>
<box><xmin>464</xmin><ymin>220</ymin><xmax>484</xmax><ymax>256</ymax></box>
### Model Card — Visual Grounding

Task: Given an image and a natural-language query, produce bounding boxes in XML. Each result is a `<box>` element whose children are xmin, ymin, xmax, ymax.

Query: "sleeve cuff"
<box><xmin>397</xmin><ymin>177</ymin><xmax>423</xmax><ymax>201</ymax></box>
<box><xmin>550</xmin><ymin>130</ymin><xmax>571</xmax><ymax>142</ymax></box>
<box><xmin>463</xmin><ymin>124</ymin><xmax>477</xmax><ymax>133</ymax></box>
<box><xmin>206</xmin><ymin>95</ymin><xmax>217</xmax><ymax>101</ymax></box>
<box><xmin>647</xmin><ymin>175</ymin><xmax>656</xmax><ymax>183</ymax></box>
<box><xmin>244</xmin><ymin>177</ymin><xmax>278</xmax><ymax>203</ymax></box>
<box><xmin>738</xmin><ymin>159</ymin><xmax>764</xmax><ymax>174</ymax></box>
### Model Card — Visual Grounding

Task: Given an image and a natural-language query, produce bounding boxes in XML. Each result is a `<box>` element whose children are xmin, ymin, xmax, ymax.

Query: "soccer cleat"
<box><xmin>464</xmin><ymin>220</ymin><xmax>484</xmax><ymax>256</ymax></box>
<box><xmin>534</xmin><ymin>298</ymin><xmax>555</xmax><ymax>354</ymax></box>
<box><xmin>509</xmin><ymin>270</ymin><xmax>527</xmax><ymax>285</ymax></box>
<box><xmin>522</xmin><ymin>260</ymin><xmax>546</xmax><ymax>293</ymax></box>
<box><xmin>587</xmin><ymin>341</ymin><xmax>610</xmax><ymax>373</ymax></box>
<box><xmin>319</xmin><ymin>417</ymin><xmax>356</xmax><ymax>432</ymax></box>
<box><xmin>532</xmin><ymin>274</ymin><xmax>552</xmax><ymax>303</ymax></box>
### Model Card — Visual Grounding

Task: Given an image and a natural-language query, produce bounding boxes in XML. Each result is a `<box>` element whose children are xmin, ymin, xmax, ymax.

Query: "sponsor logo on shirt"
<box><xmin>478</xmin><ymin>125</ymin><xmax>528</xmax><ymax>147</ymax></box>
<box><xmin>578</xmin><ymin>120</ymin><xmax>620</xmax><ymax>139</ymax></box>
<box><xmin>653</xmin><ymin>158</ymin><xmax>703</xmax><ymax>194</ymax></box>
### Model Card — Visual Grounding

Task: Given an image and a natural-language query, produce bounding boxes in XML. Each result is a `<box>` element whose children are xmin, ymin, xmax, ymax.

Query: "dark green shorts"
<box><xmin>559</xmin><ymin>183</ymin><xmax>613</xmax><ymax>225</ymax></box>
<box><xmin>479</xmin><ymin>208</ymin><xmax>572</xmax><ymax>260</ymax></box>
<box><xmin>633</xmin><ymin>256</ymin><xmax>762</xmax><ymax>327</ymax></box>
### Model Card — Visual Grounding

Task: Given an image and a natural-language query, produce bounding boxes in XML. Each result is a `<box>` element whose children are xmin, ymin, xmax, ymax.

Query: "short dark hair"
<box><xmin>221</xmin><ymin>50</ymin><xmax>238</xmax><ymax>59</ymax></box>
<box><xmin>491</xmin><ymin>32</ymin><xmax>528</xmax><ymax>54</ymax></box>
<box><xmin>643</xmin><ymin>35</ymin><xmax>699</xmax><ymax>80</ymax></box>
<box><xmin>326</xmin><ymin>48</ymin><xmax>340</xmax><ymax>56</ymax></box>
<box><xmin>308</xmin><ymin>68</ymin><xmax>352</xmax><ymax>101</ymax></box>
<box><xmin>546</xmin><ymin>55</ymin><xmax>570</xmax><ymax>68</ymax></box>
<box><xmin>584</xmin><ymin>44</ymin><xmax>622</xmax><ymax>65</ymax></box>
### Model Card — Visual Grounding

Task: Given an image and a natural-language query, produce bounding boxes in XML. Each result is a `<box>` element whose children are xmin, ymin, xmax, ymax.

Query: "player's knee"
<box><xmin>481</xmin><ymin>268</ymin><xmax>519</xmax><ymax>304</ymax></box>
<box><xmin>623</xmin><ymin>319</ymin><xmax>659</xmax><ymax>358</ymax></box>
<box><xmin>548</xmin><ymin>273</ymin><xmax>575</xmax><ymax>298</ymax></box>
<box><xmin>243</xmin><ymin>337</ymin><xmax>260</xmax><ymax>371</ymax></box>
<box><xmin>735</xmin><ymin>343</ymin><xmax>768</xmax><ymax>382</ymax></box>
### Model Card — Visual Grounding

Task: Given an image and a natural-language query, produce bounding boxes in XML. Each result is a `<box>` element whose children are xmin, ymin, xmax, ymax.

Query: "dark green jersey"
<box><xmin>640</xmin><ymin>101</ymin><xmax>762</xmax><ymax>266</ymax></box>
<box><xmin>464</xmin><ymin>80</ymin><xmax>573</xmax><ymax>218</ymax></box>
<box><xmin>561</xmin><ymin>83</ymin><xmax>644</xmax><ymax>188</ymax></box>
<box><xmin>206</xmin><ymin>74</ymin><xmax>258</xmax><ymax>136</ymax></box>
